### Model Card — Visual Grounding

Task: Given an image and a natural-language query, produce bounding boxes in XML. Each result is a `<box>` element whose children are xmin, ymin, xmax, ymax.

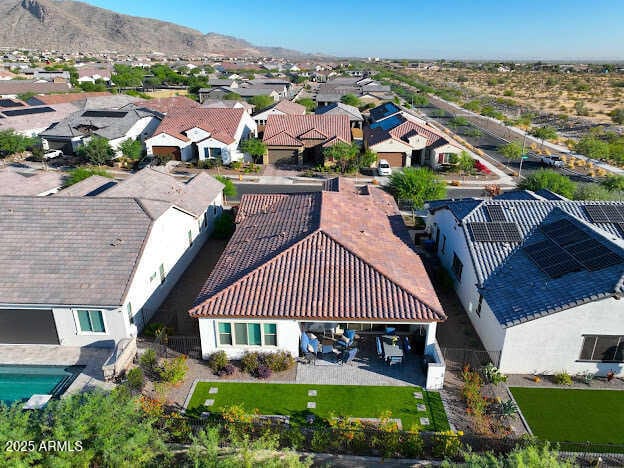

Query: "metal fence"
<box><xmin>442</xmin><ymin>347</ymin><xmax>501</xmax><ymax>370</ymax></box>
<box><xmin>143</xmin><ymin>334</ymin><xmax>202</xmax><ymax>359</ymax></box>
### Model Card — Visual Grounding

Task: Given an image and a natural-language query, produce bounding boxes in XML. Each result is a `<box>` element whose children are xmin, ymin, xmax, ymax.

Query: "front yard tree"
<box><xmin>215</xmin><ymin>175</ymin><xmax>237</xmax><ymax>202</ymax></box>
<box><xmin>518</xmin><ymin>169</ymin><xmax>576</xmax><ymax>199</ymax></box>
<box><xmin>323</xmin><ymin>142</ymin><xmax>359</xmax><ymax>173</ymax></box>
<box><xmin>248</xmin><ymin>95</ymin><xmax>275</xmax><ymax>110</ymax></box>
<box><xmin>388</xmin><ymin>167</ymin><xmax>447</xmax><ymax>209</ymax></box>
<box><xmin>79</xmin><ymin>136</ymin><xmax>115</xmax><ymax>166</ymax></box>
<box><xmin>601</xmin><ymin>174</ymin><xmax>624</xmax><ymax>199</ymax></box>
<box><xmin>0</xmin><ymin>129</ymin><xmax>37</xmax><ymax>157</ymax></box>
<box><xmin>119</xmin><ymin>138</ymin><xmax>143</xmax><ymax>160</ymax></box>
<box><xmin>296</xmin><ymin>98</ymin><xmax>316</xmax><ymax>112</ymax></box>
<box><xmin>340</xmin><ymin>94</ymin><xmax>361</xmax><ymax>107</ymax></box>
<box><xmin>500</xmin><ymin>141</ymin><xmax>523</xmax><ymax>163</ymax></box>
<box><xmin>358</xmin><ymin>149</ymin><xmax>378</xmax><ymax>169</ymax></box>
<box><xmin>456</xmin><ymin>151</ymin><xmax>475</xmax><ymax>175</ymax></box>
<box><xmin>574</xmin><ymin>136</ymin><xmax>610</xmax><ymax>160</ymax></box>
<box><xmin>240</xmin><ymin>138</ymin><xmax>267</xmax><ymax>163</ymax></box>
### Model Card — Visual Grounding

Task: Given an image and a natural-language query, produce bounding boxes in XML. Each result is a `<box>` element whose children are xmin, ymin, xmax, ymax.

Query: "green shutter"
<box><xmin>77</xmin><ymin>310</ymin><xmax>91</xmax><ymax>332</ymax></box>
<box><xmin>90</xmin><ymin>311</ymin><xmax>105</xmax><ymax>333</ymax></box>
<box><xmin>234</xmin><ymin>323</ymin><xmax>248</xmax><ymax>345</ymax></box>
<box><xmin>248</xmin><ymin>323</ymin><xmax>261</xmax><ymax>346</ymax></box>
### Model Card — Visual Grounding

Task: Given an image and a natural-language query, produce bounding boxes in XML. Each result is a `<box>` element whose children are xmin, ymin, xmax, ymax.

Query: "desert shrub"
<box><xmin>229</xmin><ymin>160</ymin><xmax>242</xmax><ymax>170</ymax></box>
<box><xmin>143</xmin><ymin>322</ymin><xmax>169</xmax><ymax>338</ymax></box>
<box><xmin>462</xmin><ymin>365</ymin><xmax>487</xmax><ymax>420</ymax></box>
<box><xmin>211</xmin><ymin>211</ymin><xmax>235</xmax><ymax>239</ymax></box>
<box><xmin>553</xmin><ymin>371</ymin><xmax>573</xmax><ymax>386</ymax></box>
<box><xmin>208</xmin><ymin>350</ymin><xmax>229</xmax><ymax>373</ymax></box>
<box><xmin>218</xmin><ymin>363</ymin><xmax>235</xmax><ymax>377</ymax></box>
<box><xmin>256</xmin><ymin>365</ymin><xmax>272</xmax><ymax>379</ymax></box>
<box><xmin>483</xmin><ymin>363</ymin><xmax>508</xmax><ymax>385</ymax></box>
<box><xmin>241</xmin><ymin>352</ymin><xmax>261</xmax><ymax>374</ymax></box>
<box><xmin>126</xmin><ymin>367</ymin><xmax>144</xmax><ymax>391</ymax></box>
<box><xmin>262</xmin><ymin>351</ymin><xmax>295</xmax><ymax>372</ymax></box>
<box><xmin>139</xmin><ymin>348</ymin><xmax>157</xmax><ymax>372</ymax></box>
<box><xmin>197</xmin><ymin>159</ymin><xmax>220</xmax><ymax>169</ymax></box>
<box><xmin>432</xmin><ymin>430</ymin><xmax>464</xmax><ymax>459</ymax></box>
<box><xmin>157</xmin><ymin>355</ymin><xmax>188</xmax><ymax>384</ymax></box>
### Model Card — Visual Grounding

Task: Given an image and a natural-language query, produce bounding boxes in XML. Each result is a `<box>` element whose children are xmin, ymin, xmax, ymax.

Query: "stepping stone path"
<box><xmin>420</xmin><ymin>417</ymin><xmax>430</xmax><ymax>426</ymax></box>
<box><xmin>204</xmin><ymin>399</ymin><xmax>215</xmax><ymax>406</ymax></box>
<box><xmin>308</xmin><ymin>389</ymin><xmax>317</xmax><ymax>397</ymax></box>
<box><xmin>417</xmin><ymin>404</ymin><xmax>426</xmax><ymax>412</ymax></box>
<box><xmin>413</xmin><ymin>392</ymin><xmax>423</xmax><ymax>399</ymax></box>
<box><xmin>307</xmin><ymin>402</ymin><xmax>316</xmax><ymax>409</ymax></box>
<box><xmin>209</xmin><ymin>387</ymin><xmax>219</xmax><ymax>394</ymax></box>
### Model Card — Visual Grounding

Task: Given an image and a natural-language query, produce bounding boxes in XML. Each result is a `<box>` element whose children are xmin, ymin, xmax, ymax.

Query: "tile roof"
<box><xmin>0</xmin><ymin>80</ymin><xmax>71</xmax><ymax>95</ymax></box>
<box><xmin>365</xmin><ymin>113</ymin><xmax>449</xmax><ymax>149</ymax></box>
<box><xmin>0</xmin><ymin>169</ymin><xmax>65</xmax><ymax>195</ymax></box>
<box><xmin>134</xmin><ymin>96</ymin><xmax>200</xmax><ymax>114</ymax></box>
<box><xmin>28</xmin><ymin>92</ymin><xmax>111</xmax><ymax>106</ymax></box>
<box><xmin>55</xmin><ymin>175</ymin><xmax>117</xmax><ymax>197</ymax></box>
<box><xmin>262</xmin><ymin>115</ymin><xmax>351</xmax><ymax>147</ymax></box>
<box><xmin>0</xmin><ymin>196</ymin><xmax>157</xmax><ymax>307</ymax></box>
<box><xmin>97</xmin><ymin>168</ymin><xmax>224</xmax><ymax>217</ymax></box>
<box><xmin>152</xmin><ymin>107</ymin><xmax>245</xmax><ymax>144</ymax></box>
<box><xmin>0</xmin><ymin>103</ymin><xmax>78</xmax><ymax>134</ymax></box>
<box><xmin>269</xmin><ymin>99</ymin><xmax>306</xmax><ymax>115</ymax></box>
<box><xmin>189</xmin><ymin>178</ymin><xmax>445</xmax><ymax>322</ymax></box>
<box><xmin>200</xmin><ymin>99</ymin><xmax>254</xmax><ymax>112</ymax></box>
<box><xmin>315</xmin><ymin>102</ymin><xmax>364</xmax><ymax>121</ymax></box>
<box><xmin>430</xmin><ymin>199</ymin><xmax>624</xmax><ymax>327</ymax></box>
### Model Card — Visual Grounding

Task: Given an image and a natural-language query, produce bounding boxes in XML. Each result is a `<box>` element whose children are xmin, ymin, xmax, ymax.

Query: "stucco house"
<box><xmin>145</xmin><ymin>107</ymin><xmax>257</xmax><ymax>163</ymax></box>
<box><xmin>427</xmin><ymin>196</ymin><xmax>624</xmax><ymax>377</ymax></box>
<box><xmin>364</xmin><ymin>105</ymin><xmax>462</xmax><ymax>168</ymax></box>
<box><xmin>189</xmin><ymin>178</ymin><xmax>447</xmax><ymax>389</ymax></box>
<box><xmin>252</xmin><ymin>99</ymin><xmax>306</xmax><ymax>131</ymax></box>
<box><xmin>0</xmin><ymin>170</ymin><xmax>224</xmax><ymax>348</ymax></box>
<box><xmin>315</xmin><ymin>102</ymin><xmax>364</xmax><ymax>129</ymax></box>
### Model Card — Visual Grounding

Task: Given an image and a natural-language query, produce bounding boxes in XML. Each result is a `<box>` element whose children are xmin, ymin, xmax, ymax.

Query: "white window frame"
<box><xmin>215</xmin><ymin>321</ymin><xmax>278</xmax><ymax>348</ymax></box>
<box><xmin>73</xmin><ymin>309</ymin><xmax>107</xmax><ymax>335</ymax></box>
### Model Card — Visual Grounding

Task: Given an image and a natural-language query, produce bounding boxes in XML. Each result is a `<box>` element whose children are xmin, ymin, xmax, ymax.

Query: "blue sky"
<box><xmin>83</xmin><ymin>0</ymin><xmax>624</xmax><ymax>60</ymax></box>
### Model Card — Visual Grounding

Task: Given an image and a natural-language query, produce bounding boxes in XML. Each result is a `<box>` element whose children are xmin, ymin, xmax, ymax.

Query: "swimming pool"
<box><xmin>0</xmin><ymin>365</ymin><xmax>84</xmax><ymax>404</ymax></box>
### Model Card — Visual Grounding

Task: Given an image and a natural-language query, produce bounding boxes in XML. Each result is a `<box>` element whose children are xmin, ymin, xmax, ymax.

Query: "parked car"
<box><xmin>377</xmin><ymin>159</ymin><xmax>392</xmax><ymax>176</ymax></box>
<box><xmin>43</xmin><ymin>149</ymin><xmax>63</xmax><ymax>159</ymax></box>
<box><xmin>541</xmin><ymin>155</ymin><xmax>564</xmax><ymax>167</ymax></box>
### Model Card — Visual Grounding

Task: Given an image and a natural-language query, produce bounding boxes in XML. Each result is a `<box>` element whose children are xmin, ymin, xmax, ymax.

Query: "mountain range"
<box><xmin>0</xmin><ymin>0</ymin><xmax>308</xmax><ymax>57</ymax></box>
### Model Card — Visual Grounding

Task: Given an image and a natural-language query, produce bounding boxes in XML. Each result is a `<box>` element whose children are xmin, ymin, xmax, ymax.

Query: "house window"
<box><xmin>159</xmin><ymin>264</ymin><xmax>166</xmax><ymax>284</ymax></box>
<box><xmin>76</xmin><ymin>310</ymin><xmax>105</xmax><ymax>333</ymax></box>
<box><xmin>188</xmin><ymin>230</ymin><xmax>193</xmax><ymax>246</ymax></box>
<box><xmin>476</xmin><ymin>295</ymin><xmax>483</xmax><ymax>317</ymax></box>
<box><xmin>440</xmin><ymin>235</ymin><xmax>447</xmax><ymax>255</ymax></box>
<box><xmin>149</xmin><ymin>271</ymin><xmax>157</xmax><ymax>283</ymax></box>
<box><xmin>264</xmin><ymin>323</ymin><xmax>277</xmax><ymax>346</ymax></box>
<box><xmin>205</xmin><ymin>147</ymin><xmax>223</xmax><ymax>159</ymax></box>
<box><xmin>452</xmin><ymin>253</ymin><xmax>463</xmax><ymax>281</ymax></box>
<box><xmin>218</xmin><ymin>322</ymin><xmax>232</xmax><ymax>345</ymax></box>
<box><xmin>438</xmin><ymin>153</ymin><xmax>454</xmax><ymax>164</ymax></box>
<box><xmin>579</xmin><ymin>335</ymin><xmax>623</xmax><ymax>362</ymax></box>
<box><xmin>127</xmin><ymin>303</ymin><xmax>134</xmax><ymax>325</ymax></box>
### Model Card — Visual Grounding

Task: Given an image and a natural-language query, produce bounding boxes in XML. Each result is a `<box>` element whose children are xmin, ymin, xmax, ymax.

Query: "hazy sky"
<box><xmin>82</xmin><ymin>0</ymin><xmax>624</xmax><ymax>60</ymax></box>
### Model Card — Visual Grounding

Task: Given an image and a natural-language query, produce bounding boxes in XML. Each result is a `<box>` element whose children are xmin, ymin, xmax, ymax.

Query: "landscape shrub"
<box><xmin>143</xmin><ymin>322</ymin><xmax>171</xmax><ymax>338</ymax></box>
<box><xmin>208</xmin><ymin>350</ymin><xmax>229</xmax><ymax>373</ymax></box>
<box><xmin>483</xmin><ymin>363</ymin><xmax>507</xmax><ymax>385</ymax></box>
<box><xmin>432</xmin><ymin>430</ymin><xmax>464</xmax><ymax>459</ymax></box>
<box><xmin>401</xmin><ymin>430</ymin><xmax>424</xmax><ymax>458</ymax></box>
<box><xmin>462</xmin><ymin>365</ymin><xmax>487</xmax><ymax>420</ymax></box>
<box><xmin>310</xmin><ymin>429</ymin><xmax>331</xmax><ymax>452</ymax></box>
<box><xmin>553</xmin><ymin>371</ymin><xmax>573</xmax><ymax>386</ymax></box>
<box><xmin>229</xmin><ymin>160</ymin><xmax>242</xmax><ymax>170</ymax></box>
<box><xmin>157</xmin><ymin>355</ymin><xmax>188</xmax><ymax>384</ymax></box>
<box><xmin>262</xmin><ymin>351</ymin><xmax>295</xmax><ymax>372</ymax></box>
<box><xmin>211</xmin><ymin>211</ymin><xmax>235</xmax><ymax>239</ymax></box>
<box><xmin>139</xmin><ymin>348</ymin><xmax>157</xmax><ymax>372</ymax></box>
<box><xmin>241</xmin><ymin>352</ymin><xmax>261</xmax><ymax>374</ymax></box>
<box><xmin>256</xmin><ymin>365</ymin><xmax>272</xmax><ymax>379</ymax></box>
<box><xmin>126</xmin><ymin>367</ymin><xmax>144</xmax><ymax>391</ymax></box>
<box><xmin>218</xmin><ymin>363</ymin><xmax>236</xmax><ymax>377</ymax></box>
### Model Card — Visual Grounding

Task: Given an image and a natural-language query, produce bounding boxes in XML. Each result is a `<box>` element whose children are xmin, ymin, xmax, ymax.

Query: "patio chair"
<box><xmin>385</xmin><ymin>326</ymin><xmax>396</xmax><ymax>335</ymax></box>
<box><xmin>338</xmin><ymin>347</ymin><xmax>358</xmax><ymax>366</ymax></box>
<box><xmin>300</xmin><ymin>333</ymin><xmax>317</xmax><ymax>365</ymax></box>
<box><xmin>403</xmin><ymin>336</ymin><xmax>412</xmax><ymax>353</ymax></box>
<box><xmin>376</xmin><ymin>336</ymin><xmax>383</xmax><ymax>358</ymax></box>
<box><xmin>335</xmin><ymin>329</ymin><xmax>356</xmax><ymax>349</ymax></box>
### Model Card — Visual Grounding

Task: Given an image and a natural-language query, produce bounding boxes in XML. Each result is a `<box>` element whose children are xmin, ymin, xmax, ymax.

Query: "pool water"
<box><xmin>0</xmin><ymin>365</ymin><xmax>84</xmax><ymax>404</ymax></box>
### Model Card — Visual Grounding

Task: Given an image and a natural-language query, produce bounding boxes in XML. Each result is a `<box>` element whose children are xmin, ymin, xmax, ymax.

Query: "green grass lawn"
<box><xmin>510</xmin><ymin>387</ymin><xmax>624</xmax><ymax>444</ymax></box>
<box><xmin>187</xmin><ymin>382</ymin><xmax>449</xmax><ymax>431</ymax></box>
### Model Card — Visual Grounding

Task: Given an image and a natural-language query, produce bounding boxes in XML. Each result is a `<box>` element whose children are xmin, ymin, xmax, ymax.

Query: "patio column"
<box><xmin>425</xmin><ymin>322</ymin><xmax>437</xmax><ymax>347</ymax></box>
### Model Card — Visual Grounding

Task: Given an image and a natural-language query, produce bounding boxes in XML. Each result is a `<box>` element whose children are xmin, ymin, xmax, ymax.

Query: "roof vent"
<box><xmin>110</xmin><ymin>238</ymin><xmax>123</xmax><ymax>246</ymax></box>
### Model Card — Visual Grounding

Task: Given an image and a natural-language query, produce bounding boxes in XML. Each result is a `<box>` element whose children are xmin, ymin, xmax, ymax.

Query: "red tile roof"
<box><xmin>262</xmin><ymin>115</ymin><xmax>351</xmax><ymax>147</ymax></box>
<box><xmin>189</xmin><ymin>178</ymin><xmax>445</xmax><ymax>322</ymax></box>
<box><xmin>134</xmin><ymin>96</ymin><xmax>200</xmax><ymax>114</ymax></box>
<box><xmin>272</xmin><ymin>99</ymin><xmax>306</xmax><ymax>115</ymax></box>
<box><xmin>30</xmin><ymin>92</ymin><xmax>111</xmax><ymax>105</ymax></box>
<box><xmin>152</xmin><ymin>107</ymin><xmax>245</xmax><ymax>144</ymax></box>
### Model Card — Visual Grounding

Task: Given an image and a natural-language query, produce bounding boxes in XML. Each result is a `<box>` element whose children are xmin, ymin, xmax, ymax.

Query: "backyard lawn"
<box><xmin>187</xmin><ymin>382</ymin><xmax>449</xmax><ymax>431</ymax></box>
<box><xmin>510</xmin><ymin>387</ymin><xmax>624</xmax><ymax>444</ymax></box>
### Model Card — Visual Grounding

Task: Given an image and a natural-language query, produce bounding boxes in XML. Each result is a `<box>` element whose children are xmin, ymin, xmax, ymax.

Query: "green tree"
<box><xmin>499</xmin><ymin>141</ymin><xmax>523</xmax><ymax>162</ymax></box>
<box><xmin>519</xmin><ymin>170</ymin><xmax>576</xmax><ymax>199</ymax></box>
<box><xmin>358</xmin><ymin>149</ymin><xmax>378</xmax><ymax>169</ymax></box>
<box><xmin>609</xmin><ymin>108</ymin><xmax>624</xmax><ymax>125</ymax></box>
<box><xmin>248</xmin><ymin>95</ymin><xmax>275</xmax><ymax>110</ymax></box>
<box><xmin>0</xmin><ymin>129</ymin><xmax>37</xmax><ymax>156</ymax></box>
<box><xmin>112</xmin><ymin>64</ymin><xmax>145</xmax><ymax>88</ymax></box>
<box><xmin>223</xmin><ymin>92</ymin><xmax>242</xmax><ymax>101</ymax></box>
<box><xmin>65</xmin><ymin>166</ymin><xmax>113</xmax><ymax>186</ymax></box>
<box><xmin>240</xmin><ymin>138</ymin><xmax>267</xmax><ymax>163</ymax></box>
<box><xmin>78</xmin><ymin>136</ymin><xmax>115</xmax><ymax>165</ymax></box>
<box><xmin>388</xmin><ymin>167</ymin><xmax>447</xmax><ymax>208</ymax></box>
<box><xmin>322</xmin><ymin>141</ymin><xmax>360</xmax><ymax>173</ymax></box>
<box><xmin>296</xmin><ymin>97</ymin><xmax>316</xmax><ymax>112</ymax></box>
<box><xmin>575</xmin><ymin>136</ymin><xmax>610</xmax><ymax>160</ymax></box>
<box><xmin>215</xmin><ymin>175</ymin><xmax>237</xmax><ymax>201</ymax></box>
<box><xmin>529</xmin><ymin>125</ymin><xmax>558</xmax><ymax>142</ymax></box>
<box><xmin>340</xmin><ymin>94</ymin><xmax>361</xmax><ymax>107</ymax></box>
<box><xmin>455</xmin><ymin>151</ymin><xmax>475</xmax><ymax>174</ymax></box>
<box><xmin>119</xmin><ymin>138</ymin><xmax>143</xmax><ymax>160</ymax></box>
<box><xmin>573</xmin><ymin>183</ymin><xmax>615</xmax><ymax>201</ymax></box>
<box><xmin>449</xmin><ymin>116</ymin><xmax>469</xmax><ymax>127</ymax></box>
<box><xmin>601</xmin><ymin>174</ymin><xmax>624</xmax><ymax>199</ymax></box>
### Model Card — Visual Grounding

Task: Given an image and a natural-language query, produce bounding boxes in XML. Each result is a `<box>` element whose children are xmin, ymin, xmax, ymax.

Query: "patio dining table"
<box><xmin>381</xmin><ymin>335</ymin><xmax>404</xmax><ymax>362</ymax></box>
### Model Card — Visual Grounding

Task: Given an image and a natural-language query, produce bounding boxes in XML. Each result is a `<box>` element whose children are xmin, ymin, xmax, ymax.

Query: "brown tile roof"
<box><xmin>272</xmin><ymin>99</ymin><xmax>306</xmax><ymax>115</ymax></box>
<box><xmin>0</xmin><ymin>169</ymin><xmax>65</xmax><ymax>195</ymax></box>
<box><xmin>30</xmin><ymin>92</ymin><xmax>111</xmax><ymax>105</ymax></box>
<box><xmin>0</xmin><ymin>81</ymin><xmax>71</xmax><ymax>95</ymax></box>
<box><xmin>134</xmin><ymin>96</ymin><xmax>200</xmax><ymax>114</ymax></box>
<box><xmin>189</xmin><ymin>178</ymin><xmax>445</xmax><ymax>322</ymax></box>
<box><xmin>152</xmin><ymin>108</ymin><xmax>245</xmax><ymax>144</ymax></box>
<box><xmin>262</xmin><ymin>114</ymin><xmax>351</xmax><ymax>148</ymax></box>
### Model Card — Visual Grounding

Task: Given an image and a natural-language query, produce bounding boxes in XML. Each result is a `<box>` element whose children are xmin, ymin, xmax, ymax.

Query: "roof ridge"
<box><xmin>318</xmin><ymin>229</ymin><xmax>446</xmax><ymax>320</ymax></box>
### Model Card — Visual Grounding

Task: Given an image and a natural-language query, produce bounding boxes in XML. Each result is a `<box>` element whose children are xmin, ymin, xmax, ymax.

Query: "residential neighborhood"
<box><xmin>0</xmin><ymin>0</ymin><xmax>623</xmax><ymax>466</ymax></box>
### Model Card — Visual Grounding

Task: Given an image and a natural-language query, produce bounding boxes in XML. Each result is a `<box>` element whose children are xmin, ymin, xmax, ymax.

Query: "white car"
<box><xmin>43</xmin><ymin>149</ymin><xmax>63</xmax><ymax>159</ymax></box>
<box><xmin>541</xmin><ymin>155</ymin><xmax>564</xmax><ymax>168</ymax></box>
<box><xmin>377</xmin><ymin>159</ymin><xmax>392</xmax><ymax>176</ymax></box>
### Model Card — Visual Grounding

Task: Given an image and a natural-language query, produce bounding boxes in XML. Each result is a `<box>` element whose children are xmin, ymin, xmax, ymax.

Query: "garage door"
<box><xmin>267</xmin><ymin>149</ymin><xmax>298</xmax><ymax>164</ymax></box>
<box><xmin>152</xmin><ymin>146</ymin><xmax>181</xmax><ymax>161</ymax></box>
<box><xmin>0</xmin><ymin>309</ymin><xmax>59</xmax><ymax>344</ymax></box>
<box><xmin>378</xmin><ymin>152</ymin><xmax>405</xmax><ymax>167</ymax></box>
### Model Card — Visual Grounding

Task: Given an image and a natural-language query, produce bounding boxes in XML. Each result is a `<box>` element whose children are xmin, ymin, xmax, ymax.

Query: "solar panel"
<box><xmin>0</xmin><ymin>99</ymin><xmax>24</xmax><ymax>108</ymax></box>
<box><xmin>2</xmin><ymin>106</ymin><xmax>54</xmax><ymax>117</ymax></box>
<box><xmin>82</xmin><ymin>110</ymin><xmax>127</xmax><ymax>118</ymax></box>
<box><xmin>485</xmin><ymin>205</ymin><xmax>506</xmax><ymax>222</ymax></box>
<box><xmin>584</xmin><ymin>204</ymin><xmax>624</xmax><ymax>223</ymax></box>
<box><xmin>523</xmin><ymin>239</ymin><xmax>583</xmax><ymax>278</ymax></box>
<box><xmin>467</xmin><ymin>222</ymin><xmax>522</xmax><ymax>242</ymax></box>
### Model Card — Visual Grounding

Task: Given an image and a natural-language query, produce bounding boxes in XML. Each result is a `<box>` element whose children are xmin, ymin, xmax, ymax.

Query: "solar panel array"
<box><xmin>82</xmin><ymin>110</ymin><xmax>127</xmax><ymax>118</ymax></box>
<box><xmin>584</xmin><ymin>204</ymin><xmax>624</xmax><ymax>223</ymax></box>
<box><xmin>2</xmin><ymin>106</ymin><xmax>54</xmax><ymax>117</ymax></box>
<box><xmin>0</xmin><ymin>99</ymin><xmax>24</xmax><ymax>108</ymax></box>
<box><xmin>485</xmin><ymin>204</ymin><xmax>506</xmax><ymax>222</ymax></box>
<box><xmin>467</xmin><ymin>222</ymin><xmax>522</xmax><ymax>242</ymax></box>
<box><xmin>523</xmin><ymin>218</ymin><xmax>624</xmax><ymax>278</ymax></box>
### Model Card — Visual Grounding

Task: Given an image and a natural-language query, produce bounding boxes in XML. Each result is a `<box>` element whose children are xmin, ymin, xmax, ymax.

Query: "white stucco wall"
<box><xmin>369</xmin><ymin>139</ymin><xmax>412</xmax><ymax>155</ymax></box>
<box><xmin>499</xmin><ymin>296</ymin><xmax>624</xmax><ymax>377</ymax></box>
<box><xmin>109</xmin><ymin>116</ymin><xmax>161</xmax><ymax>150</ymax></box>
<box><xmin>144</xmin><ymin>132</ymin><xmax>191</xmax><ymax>159</ymax></box>
<box><xmin>198</xmin><ymin>318</ymin><xmax>301</xmax><ymax>360</ymax></box>
<box><xmin>53</xmin><ymin>306</ymin><xmax>124</xmax><ymax>347</ymax></box>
